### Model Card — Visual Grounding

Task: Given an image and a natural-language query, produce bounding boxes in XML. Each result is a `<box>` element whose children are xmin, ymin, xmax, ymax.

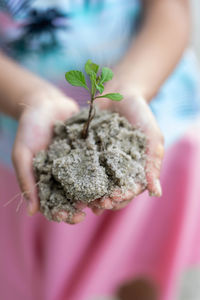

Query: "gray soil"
<box><xmin>33</xmin><ymin>109</ymin><xmax>147</xmax><ymax>222</ymax></box>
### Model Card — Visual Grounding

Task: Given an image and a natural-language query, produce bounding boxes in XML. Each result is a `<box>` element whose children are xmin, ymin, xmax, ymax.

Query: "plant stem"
<box><xmin>82</xmin><ymin>95</ymin><xmax>95</xmax><ymax>139</ymax></box>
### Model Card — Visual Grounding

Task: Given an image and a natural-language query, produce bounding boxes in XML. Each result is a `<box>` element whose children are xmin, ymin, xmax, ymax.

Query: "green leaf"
<box><xmin>65</xmin><ymin>71</ymin><xmax>89</xmax><ymax>90</ymax></box>
<box><xmin>85</xmin><ymin>59</ymin><xmax>99</xmax><ymax>75</ymax></box>
<box><xmin>95</xmin><ymin>82</ymin><xmax>104</xmax><ymax>94</ymax></box>
<box><xmin>90</xmin><ymin>72</ymin><xmax>97</xmax><ymax>96</ymax></box>
<box><xmin>84</xmin><ymin>60</ymin><xmax>100</xmax><ymax>96</ymax></box>
<box><xmin>96</xmin><ymin>93</ymin><xmax>123</xmax><ymax>101</ymax></box>
<box><xmin>99</xmin><ymin>67</ymin><xmax>113</xmax><ymax>84</ymax></box>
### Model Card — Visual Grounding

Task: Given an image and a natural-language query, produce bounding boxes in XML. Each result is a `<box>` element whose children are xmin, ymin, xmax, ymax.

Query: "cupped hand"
<box><xmin>90</xmin><ymin>89</ymin><xmax>164</xmax><ymax>214</ymax></box>
<box><xmin>12</xmin><ymin>85</ymin><xmax>87</xmax><ymax>224</ymax></box>
<box><xmin>13</xmin><ymin>84</ymin><xmax>164</xmax><ymax>223</ymax></box>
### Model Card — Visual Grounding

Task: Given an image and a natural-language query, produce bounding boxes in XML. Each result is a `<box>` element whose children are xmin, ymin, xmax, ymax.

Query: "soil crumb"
<box><xmin>33</xmin><ymin>109</ymin><xmax>147</xmax><ymax>222</ymax></box>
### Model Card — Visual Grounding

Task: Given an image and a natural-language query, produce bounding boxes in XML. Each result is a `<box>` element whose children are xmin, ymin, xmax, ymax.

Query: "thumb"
<box><xmin>12</xmin><ymin>140</ymin><xmax>39</xmax><ymax>215</ymax></box>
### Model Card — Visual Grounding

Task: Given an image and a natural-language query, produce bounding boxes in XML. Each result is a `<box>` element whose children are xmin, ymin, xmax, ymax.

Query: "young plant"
<box><xmin>65</xmin><ymin>59</ymin><xmax>123</xmax><ymax>138</ymax></box>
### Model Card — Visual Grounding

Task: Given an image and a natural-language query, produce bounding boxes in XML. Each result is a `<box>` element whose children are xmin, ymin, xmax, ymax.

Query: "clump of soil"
<box><xmin>33</xmin><ymin>109</ymin><xmax>147</xmax><ymax>222</ymax></box>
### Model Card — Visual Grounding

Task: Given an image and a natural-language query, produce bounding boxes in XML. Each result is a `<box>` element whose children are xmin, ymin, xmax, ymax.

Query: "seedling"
<box><xmin>65</xmin><ymin>59</ymin><xmax>123</xmax><ymax>138</ymax></box>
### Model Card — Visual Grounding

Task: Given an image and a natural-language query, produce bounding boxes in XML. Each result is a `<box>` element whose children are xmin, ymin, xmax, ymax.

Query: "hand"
<box><xmin>12</xmin><ymin>85</ymin><xmax>87</xmax><ymax>224</ymax></box>
<box><xmin>90</xmin><ymin>89</ymin><xmax>164</xmax><ymax>214</ymax></box>
<box><xmin>12</xmin><ymin>83</ymin><xmax>164</xmax><ymax>223</ymax></box>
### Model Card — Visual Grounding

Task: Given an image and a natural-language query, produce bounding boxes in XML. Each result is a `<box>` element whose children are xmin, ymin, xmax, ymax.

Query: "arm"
<box><xmin>113</xmin><ymin>0</ymin><xmax>190</xmax><ymax>101</ymax></box>
<box><xmin>0</xmin><ymin>52</ymin><xmax>57</xmax><ymax>119</ymax></box>
<box><xmin>96</xmin><ymin>0</ymin><xmax>189</xmax><ymax>210</ymax></box>
<box><xmin>0</xmin><ymin>0</ymin><xmax>188</xmax><ymax>219</ymax></box>
<box><xmin>0</xmin><ymin>52</ymin><xmax>82</xmax><ymax>222</ymax></box>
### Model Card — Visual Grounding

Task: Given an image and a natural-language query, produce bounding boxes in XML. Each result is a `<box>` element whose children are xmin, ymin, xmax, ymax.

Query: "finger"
<box><xmin>56</xmin><ymin>98</ymin><xmax>80</xmax><ymax>121</ymax></box>
<box><xmin>110</xmin><ymin>186</ymin><xmax>142</xmax><ymax>210</ymax></box>
<box><xmin>71</xmin><ymin>211</ymin><xmax>86</xmax><ymax>224</ymax></box>
<box><xmin>98</xmin><ymin>95</ymin><xmax>164</xmax><ymax>197</ymax></box>
<box><xmin>52</xmin><ymin>210</ymin><xmax>86</xmax><ymax>224</ymax></box>
<box><xmin>91</xmin><ymin>191</ymin><xmax>126</xmax><ymax>209</ymax></box>
<box><xmin>112</xmin><ymin>199</ymin><xmax>132</xmax><ymax>210</ymax></box>
<box><xmin>90</xmin><ymin>197</ymin><xmax>112</xmax><ymax>209</ymax></box>
<box><xmin>90</xmin><ymin>183</ymin><xmax>143</xmax><ymax>211</ymax></box>
<box><xmin>109</xmin><ymin>189</ymin><xmax>123</xmax><ymax>202</ymax></box>
<box><xmin>74</xmin><ymin>202</ymin><xmax>87</xmax><ymax>210</ymax></box>
<box><xmin>128</xmin><ymin>97</ymin><xmax>164</xmax><ymax>197</ymax></box>
<box><xmin>110</xmin><ymin>186</ymin><xmax>142</xmax><ymax>202</ymax></box>
<box><xmin>95</xmin><ymin>97</ymin><xmax>111</xmax><ymax>111</ymax></box>
<box><xmin>19</xmin><ymin>98</ymin><xmax>80</xmax><ymax>153</ymax></box>
<box><xmin>91</xmin><ymin>207</ymin><xmax>104</xmax><ymax>216</ymax></box>
<box><xmin>12</xmin><ymin>141</ymin><xmax>39</xmax><ymax>215</ymax></box>
<box><xmin>110</xmin><ymin>184</ymin><xmax>142</xmax><ymax>202</ymax></box>
<box><xmin>98</xmin><ymin>197</ymin><xmax>113</xmax><ymax>209</ymax></box>
<box><xmin>52</xmin><ymin>210</ymin><xmax>69</xmax><ymax>222</ymax></box>
<box><xmin>145</xmin><ymin>133</ymin><xmax>164</xmax><ymax>197</ymax></box>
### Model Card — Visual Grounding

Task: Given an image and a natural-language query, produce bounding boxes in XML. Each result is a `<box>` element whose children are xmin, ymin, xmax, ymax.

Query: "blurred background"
<box><xmin>191</xmin><ymin>0</ymin><xmax>200</xmax><ymax>60</ymax></box>
<box><xmin>0</xmin><ymin>2</ymin><xmax>200</xmax><ymax>300</ymax></box>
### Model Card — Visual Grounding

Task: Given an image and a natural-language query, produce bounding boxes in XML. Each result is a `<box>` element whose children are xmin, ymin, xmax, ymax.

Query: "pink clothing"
<box><xmin>1</xmin><ymin>126</ymin><xmax>200</xmax><ymax>300</ymax></box>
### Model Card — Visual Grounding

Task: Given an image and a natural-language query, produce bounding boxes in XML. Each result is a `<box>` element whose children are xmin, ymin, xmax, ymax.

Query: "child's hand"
<box><xmin>12</xmin><ymin>86</ymin><xmax>87</xmax><ymax>224</ymax></box>
<box><xmin>91</xmin><ymin>91</ymin><xmax>164</xmax><ymax>214</ymax></box>
<box><xmin>12</xmin><ymin>84</ymin><xmax>164</xmax><ymax>222</ymax></box>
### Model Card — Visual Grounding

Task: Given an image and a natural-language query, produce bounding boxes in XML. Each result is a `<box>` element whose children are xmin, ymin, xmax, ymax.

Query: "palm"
<box><xmin>12</xmin><ymin>92</ymin><xmax>83</xmax><ymax>223</ymax></box>
<box><xmin>13</xmin><ymin>88</ymin><xmax>164</xmax><ymax>223</ymax></box>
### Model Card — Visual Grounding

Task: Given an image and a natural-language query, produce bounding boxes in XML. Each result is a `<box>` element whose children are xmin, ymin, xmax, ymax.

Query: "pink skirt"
<box><xmin>1</xmin><ymin>124</ymin><xmax>200</xmax><ymax>300</ymax></box>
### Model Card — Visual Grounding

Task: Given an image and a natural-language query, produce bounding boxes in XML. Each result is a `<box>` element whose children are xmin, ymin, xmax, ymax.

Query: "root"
<box><xmin>3</xmin><ymin>192</ymin><xmax>21</xmax><ymax>207</ymax></box>
<box><xmin>16</xmin><ymin>195</ymin><xmax>24</xmax><ymax>213</ymax></box>
<box><xmin>3</xmin><ymin>181</ymin><xmax>40</xmax><ymax>213</ymax></box>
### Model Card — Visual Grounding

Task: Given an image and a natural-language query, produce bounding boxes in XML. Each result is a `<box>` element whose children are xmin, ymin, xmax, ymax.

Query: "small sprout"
<box><xmin>96</xmin><ymin>93</ymin><xmax>123</xmax><ymax>101</ymax></box>
<box><xmin>65</xmin><ymin>59</ymin><xmax>123</xmax><ymax>138</ymax></box>
<box><xmin>65</xmin><ymin>70</ymin><xmax>89</xmax><ymax>91</ymax></box>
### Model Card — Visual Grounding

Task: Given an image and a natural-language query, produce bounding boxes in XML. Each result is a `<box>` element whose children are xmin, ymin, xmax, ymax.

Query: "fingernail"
<box><xmin>155</xmin><ymin>179</ymin><xmax>162</xmax><ymax>197</ymax></box>
<box><xmin>27</xmin><ymin>201</ymin><xmax>34</xmax><ymax>216</ymax></box>
<box><xmin>149</xmin><ymin>179</ymin><xmax>162</xmax><ymax>197</ymax></box>
<box><xmin>103</xmin><ymin>199</ymin><xmax>113</xmax><ymax>209</ymax></box>
<box><xmin>94</xmin><ymin>209</ymin><xmax>104</xmax><ymax>216</ymax></box>
<box><xmin>72</xmin><ymin>212</ymin><xmax>85</xmax><ymax>224</ymax></box>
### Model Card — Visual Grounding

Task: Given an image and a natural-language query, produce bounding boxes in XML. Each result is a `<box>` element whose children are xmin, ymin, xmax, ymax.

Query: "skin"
<box><xmin>90</xmin><ymin>92</ymin><xmax>164</xmax><ymax>216</ymax></box>
<box><xmin>0</xmin><ymin>0</ymin><xmax>189</xmax><ymax>223</ymax></box>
